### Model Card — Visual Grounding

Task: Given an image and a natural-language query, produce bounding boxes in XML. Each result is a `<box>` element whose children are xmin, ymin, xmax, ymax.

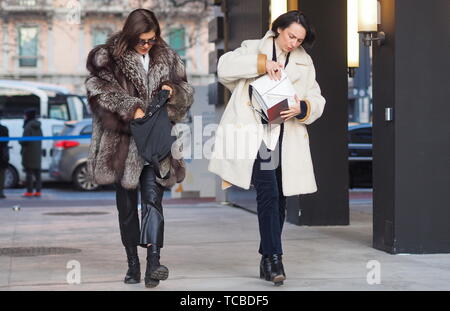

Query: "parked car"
<box><xmin>49</xmin><ymin>119</ymin><xmax>98</xmax><ymax>191</ymax></box>
<box><xmin>348</xmin><ymin>123</ymin><xmax>372</xmax><ymax>188</ymax></box>
<box><xmin>0</xmin><ymin>80</ymin><xmax>90</xmax><ymax>188</ymax></box>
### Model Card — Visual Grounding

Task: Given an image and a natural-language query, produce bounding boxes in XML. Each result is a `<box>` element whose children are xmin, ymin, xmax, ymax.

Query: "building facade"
<box><xmin>0</xmin><ymin>0</ymin><xmax>215</xmax><ymax>93</ymax></box>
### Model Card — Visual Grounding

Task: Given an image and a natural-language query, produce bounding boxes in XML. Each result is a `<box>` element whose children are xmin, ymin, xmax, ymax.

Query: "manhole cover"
<box><xmin>0</xmin><ymin>247</ymin><xmax>82</xmax><ymax>257</ymax></box>
<box><xmin>43</xmin><ymin>212</ymin><xmax>109</xmax><ymax>216</ymax></box>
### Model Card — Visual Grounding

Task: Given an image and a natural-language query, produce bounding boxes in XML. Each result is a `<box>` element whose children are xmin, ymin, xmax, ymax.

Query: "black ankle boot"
<box><xmin>259</xmin><ymin>255</ymin><xmax>272</xmax><ymax>281</ymax></box>
<box><xmin>124</xmin><ymin>246</ymin><xmax>141</xmax><ymax>284</ymax></box>
<box><xmin>269</xmin><ymin>254</ymin><xmax>286</xmax><ymax>286</ymax></box>
<box><xmin>145</xmin><ymin>246</ymin><xmax>169</xmax><ymax>288</ymax></box>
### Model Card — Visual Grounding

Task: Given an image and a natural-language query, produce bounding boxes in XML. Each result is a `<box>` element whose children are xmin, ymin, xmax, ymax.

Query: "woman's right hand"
<box><xmin>134</xmin><ymin>108</ymin><xmax>145</xmax><ymax>119</ymax></box>
<box><xmin>265</xmin><ymin>60</ymin><xmax>284</xmax><ymax>81</ymax></box>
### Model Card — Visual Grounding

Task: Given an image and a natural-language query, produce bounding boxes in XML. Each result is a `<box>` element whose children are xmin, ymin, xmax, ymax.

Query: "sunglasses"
<box><xmin>137</xmin><ymin>38</ymin><xmax>157</xmax><ymax>47</ymax></box>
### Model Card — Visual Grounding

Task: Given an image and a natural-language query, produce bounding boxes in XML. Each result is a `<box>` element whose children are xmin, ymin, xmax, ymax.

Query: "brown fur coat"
<box><xmin>85</xmin><ymin>32</ymin><xmax>194</xmax><ymax>189</ymax></box>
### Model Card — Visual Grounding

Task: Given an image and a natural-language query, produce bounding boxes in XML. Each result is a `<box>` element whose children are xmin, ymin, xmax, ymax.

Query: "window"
<box><xmin>48</xmin><ymin>96</ymin><xmax>70</xmax><ymax>121</ymax></box>
<box><xmin>92</xmin><ymin>27</ymin><xmax>112</xmax><ymax>47</ymax></box>
<box><xmin>168</xmin><ymin>27</ymin><xmax>186</xmax><ymax>58</ymax></box>
<box><xmin>0</xmin><ymin>89</ymin><xmax>40</xmax><ymax>118</ymax></box>
<box><xmin>18</xmin><ymin>26</ymin><xmax>39</xmax><ymax>67</ymax></box>
<box><xmin>49</xmin><ymin>103</ymin><xmax>69</xmax><ymax>121</ymax></box>
<box><xmin>67</xmin><ymin>96</ymin><xmax>87</xmax><ymax>120</ymax></box>
<box><xmin>80</xmin><ymin>125</ymin><xmax>92</xmax><ymax>135</ymax></box>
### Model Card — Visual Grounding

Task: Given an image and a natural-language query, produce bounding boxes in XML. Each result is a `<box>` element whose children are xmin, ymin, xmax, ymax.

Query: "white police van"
<box><xmin>0</xmin><ymin>80</ymin><xmax>89</xmax><ymax>188</ymax></box>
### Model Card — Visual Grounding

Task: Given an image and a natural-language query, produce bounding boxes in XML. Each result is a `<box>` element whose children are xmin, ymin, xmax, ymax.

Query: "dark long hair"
<box><xmin>113</xmin><ymin>9</ymin><xmax>161</xmax><ymax>58</ymax></box>
<box><xmin>271</xmin><ymin>10</ymin><xmax>316</xmax><ymax>48</ymax></box>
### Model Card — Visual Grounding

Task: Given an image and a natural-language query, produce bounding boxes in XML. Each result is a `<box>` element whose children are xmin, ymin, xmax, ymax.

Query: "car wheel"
<box><xmin>4</xmin><ymin>165</ymin><xmax>19</xmax><ymax>188</ymax></box>
<box><xmin>73</xmin><ymin>163</ymin><xmax>99</xmax><ymax>191</ymax></box>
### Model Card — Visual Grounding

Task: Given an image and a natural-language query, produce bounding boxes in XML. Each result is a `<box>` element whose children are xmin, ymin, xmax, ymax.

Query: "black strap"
<box><xmin>146</xmin><ymin>99</ymin><xmax>168</xmax><ymax>117</ymax></box>
<box><xmin>145</xmin><ymin>91</ymin><xmax>170</xmax><ymax>117</ymax></box>
<box><xmin>272</xmin><ymin>37</ymin><xmax>291</xmax><ymax>67</ymax></box>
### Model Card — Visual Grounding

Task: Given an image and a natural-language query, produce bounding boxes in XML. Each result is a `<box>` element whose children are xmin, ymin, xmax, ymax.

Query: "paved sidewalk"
<box><xmin>1</xmin><ymin>202</ymin><xmax>449</xmax><ymax>291</ymax></box>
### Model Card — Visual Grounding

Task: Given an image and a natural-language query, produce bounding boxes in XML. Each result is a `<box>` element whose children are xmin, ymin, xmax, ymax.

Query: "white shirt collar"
<box><xmin>140</xmin><ymin>53</ymin><xmax>150</xmax><ymax>73</ymax></box>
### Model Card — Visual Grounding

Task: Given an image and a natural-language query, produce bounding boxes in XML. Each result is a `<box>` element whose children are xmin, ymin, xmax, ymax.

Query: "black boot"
<box><xmin>259</xmin><ymin>255</ymin><xmax>272</xmax><ymax>281</ymax></box>
<box><xmin>124</xmin><ymin>246</ymin><xmax>141</xmax><ymax>284</ymax></box>
<box><xmin>269</xmin><ymin>254</ymin><xmax>286</xmax><ymax>286</ymax></box>
<box><xmin>145</xmin><ymin>245</ymin><xmax>169</xmax><ymax>288</ymax></box>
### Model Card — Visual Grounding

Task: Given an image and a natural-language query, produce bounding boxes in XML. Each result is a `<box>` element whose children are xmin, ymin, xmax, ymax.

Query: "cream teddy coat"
<box><xmin>208</xmin><ymin>30</ymin><xmax>326</xmax><ymax>196</ymax></box>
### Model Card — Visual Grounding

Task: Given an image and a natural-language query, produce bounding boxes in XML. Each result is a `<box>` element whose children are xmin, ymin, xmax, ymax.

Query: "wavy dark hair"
<box><xmin>271</xmin><ymin>10</ymin><xmax>316</xmax><ymax>48</ymax></box>
<box><xmin>113</xmin><ymin>9</ymin><xmax>162</xmax><ymax>58</ymax></box>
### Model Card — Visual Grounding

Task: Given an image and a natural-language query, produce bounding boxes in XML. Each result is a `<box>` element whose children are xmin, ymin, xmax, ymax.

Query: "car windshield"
<box><xmin>0</xmin><ymin>88</ymin><xmax>40</xmax><ymax>118</ymax></box>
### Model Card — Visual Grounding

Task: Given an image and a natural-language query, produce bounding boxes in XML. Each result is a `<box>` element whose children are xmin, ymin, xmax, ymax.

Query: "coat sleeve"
<box><xmin>85</xmin><ymin>73</ymin><xmax>145</xmax><ymax>123</ymax></box>
<box><xmin>85</xmin><ymin>47</ymin><xmax>145</xmax><ymax>122</ymax></box>
<box><xmin>217</xmin><ymin>40</ymin><xmax>267</xmax><ymax>92</ymax></box>
<box><xmin>162</xmin><ymin>52</ymin><xmax>194</xmax><ymax>123</ymax></box>
<box><xmin>19</xmin><ymin>125</ymin><xmax>30</xmax><ymax>147</ymax></box>
<box><xmin>296</xmin><ymin>58</ymin><xmax>326</xmax><ymax>125</ymax></box>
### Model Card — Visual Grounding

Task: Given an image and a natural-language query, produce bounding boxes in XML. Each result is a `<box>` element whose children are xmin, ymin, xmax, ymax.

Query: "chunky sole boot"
<box><xmin>124</xmin><ymin>247</ymin><xmax>141</xmax><ymax>284</ymax></box>
<box><xmin>144</xmin><ymin>246</ymin><xmax>169</xmax><ymax>288</ymax></box>
<box><xmin>124</xmin><ymin>258</ymin><xmax>141</xmax><ymax>284</ymax></box>
<box><xmin>150</xmin><ymin>264</ymin><xmax>169</xmax><ymax>280</ymax></box>
<box><xmin>144</xmin><ymin>277</ymin><xmax>160</xmax><ymax>288</ymax></box>
<box><xmin>124</xmin><ymin>270</ymin><xmax>141</xmax><ymax>284</ymax></box>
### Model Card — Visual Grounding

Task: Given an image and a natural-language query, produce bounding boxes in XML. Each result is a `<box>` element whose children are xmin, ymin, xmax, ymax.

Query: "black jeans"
<box><xmin>251</xmin><ymin>123</ymin><xmax>286</xmax><ymax>256</ymax></box>
<box><xmin>25</xmin><ymin>168</ymin><xmax>41</xmax><ymax>193</ymax></box>
<box><xmin>115</xmin><ymin>165</ymin><xmax>165</xmax><ymax>249</ymax></box>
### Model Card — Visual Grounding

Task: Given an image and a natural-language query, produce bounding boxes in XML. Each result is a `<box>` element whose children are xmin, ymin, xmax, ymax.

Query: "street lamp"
<box><xmin>358</xmin><ymin>0</ymin><xmax>385</xmax><ymax>47</ymax></box>
<box><xmin>270</xmin><ymin>0</ymin><xmax>287</xmax><ymax>23</ymax></box>
<box><xmin>347</xmin><ymin>0</ymin><xmax>360</xmax><ymax>77</ymax></box>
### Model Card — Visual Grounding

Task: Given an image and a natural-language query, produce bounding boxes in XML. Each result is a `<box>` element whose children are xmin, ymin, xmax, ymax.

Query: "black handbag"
<box><xmin>130</xmin><ymin>90</ymin><xmax>176</xmax><ymax>178</ymax></box>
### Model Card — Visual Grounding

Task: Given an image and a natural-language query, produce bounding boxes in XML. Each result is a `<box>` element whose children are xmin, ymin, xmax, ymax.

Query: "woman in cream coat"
<box><xmin>208</xmin><ymin>11</ymin><xmax>326</xmax><ymax>286</ymax></box>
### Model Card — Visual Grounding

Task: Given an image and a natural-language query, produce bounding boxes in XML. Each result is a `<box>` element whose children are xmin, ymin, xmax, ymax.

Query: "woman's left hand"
<box><xmin>162</xmin><ymin>84</ymin><xmax>173</xmax><ymax>98</ymax></box>
<box><xmin>280</xmin><ymin>94</ymin><xmax>302</xmax><ymax>121</ymax></box>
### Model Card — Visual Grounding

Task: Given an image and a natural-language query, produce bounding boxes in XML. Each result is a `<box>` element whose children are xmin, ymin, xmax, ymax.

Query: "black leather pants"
<box><xmin>115</xmin><ymin>165</ymin><xmax>165</xmax><ymax>249</ymax></box>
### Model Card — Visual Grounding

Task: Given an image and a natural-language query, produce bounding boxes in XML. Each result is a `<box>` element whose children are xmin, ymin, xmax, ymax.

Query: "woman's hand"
<box><xmin>134</xmin><ymin>108</ymin><xmax>145</xmax><ymax>119</ymax></box>
<box><xmin>265</xmin><ymin>60</ymin><xmax>284</xmax><ymax>81</ymax></box>
<box><xmin>280</xmin><ymin>95</ymin><xmax>302</xmax><ymax>122</ymax></box>
<box><xmin>162</xmin><ymin>84</ymin><xmax>173</xmax><ymax>98</ymax></box>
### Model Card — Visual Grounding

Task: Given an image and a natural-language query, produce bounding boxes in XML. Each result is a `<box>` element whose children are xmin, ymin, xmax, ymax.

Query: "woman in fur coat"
<box><xmin>85</xmin><ymin>9</ymin><xmax>194</xmax><ymax>288</ymax></box>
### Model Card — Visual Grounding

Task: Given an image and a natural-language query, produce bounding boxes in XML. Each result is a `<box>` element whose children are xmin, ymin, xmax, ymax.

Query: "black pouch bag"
<box><xmin>130</xmin><ymin>90</ymin><xmax>176</xmax><ymax>178</ymax></box>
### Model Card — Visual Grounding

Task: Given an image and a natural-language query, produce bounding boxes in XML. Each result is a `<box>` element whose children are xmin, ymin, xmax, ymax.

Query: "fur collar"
<box><xmin>89</xmin><ymin>31</ymin><xmax>178</xmax><ymax>100</ymax></box>
<box><xmin>108</xmin><ymin>33</ymin><xmax>149</xmax><ymax>99</ymax></box>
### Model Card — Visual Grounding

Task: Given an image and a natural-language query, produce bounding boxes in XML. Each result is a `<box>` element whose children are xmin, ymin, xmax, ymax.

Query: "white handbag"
<box><xmin>249</xmin><ymin>69</ymin><xmax>296</xmax><ymax>124</ymax></box>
